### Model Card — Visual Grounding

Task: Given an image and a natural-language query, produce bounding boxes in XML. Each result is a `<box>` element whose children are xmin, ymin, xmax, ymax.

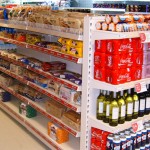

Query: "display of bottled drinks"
<box><xmin>96</xmin><ymin>87</ymin><xmax>150</xmax><ymax>127</ymax></box>
<box><xmin>94</xmin><ymin>39</ymin><xmax>150</xmax><ymax>85</ymax></box>
<box><xmin>106</xmin><ymin>122</ymin><xmax>150</xmax><ymax>150</ymax></box>
<box><xmin>93</xmin><ymin>3</ymin><xmax>150</xmax><ymax>12</ymax></box>
<box><xmin>91</xmin><ymin>121</ymin><xmax>150</xmax><ymax>150</ymax></box>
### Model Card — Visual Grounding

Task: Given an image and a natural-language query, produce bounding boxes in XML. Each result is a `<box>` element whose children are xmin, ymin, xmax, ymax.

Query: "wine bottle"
<box><xmin>118</xmin><ymin>91</ymin><xmax>126</xmax><ymax>124</ymax></box>
<box><xmin>125</xmin><ymin>89</ymin><xmax>133</xmax><ymax>121</ymax></box>
<box><xmin>103</xmin><ymin>91</ymin><xmax>111</xmax><ymax>123</ymax></box>
<box><xmin>123</xmin><ymin>90</ymin><xmax>128</xmax><ymax>99</ymax></box>
<box><xmin>97</xmin><ymin>90</ymin><xmax>105</xmax><ymax>120</ymax></box>
<box><xmin>132</xmin><ymin>88</ymin><xmax>139</xmax><ymax>119</ymax></box>
<box><xmin>145</xmin><ymin>85</ymin><xmax>150</xmax><ymax>115</ymax></box>
<box><xmin>138</xmin><ymin>91</ymin><xmax>146</xmax><ymax>117</ymax></box>
<box><xmin>109</xmin><ymin>92</ymin><xmax>119</xmax><ymax>126</ymax></box>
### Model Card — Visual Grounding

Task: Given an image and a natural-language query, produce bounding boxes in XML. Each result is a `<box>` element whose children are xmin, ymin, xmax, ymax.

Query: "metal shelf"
<box><xmin>0</xmin><ymin>99</ymin><xmax>80</xmax><ymax>149</ymax></box>
<box><xmin>0</xmin><ymin>54</ymin><xmax>82</xmax><ymax>91</ymax></box>
<box><xmin>90</xmin><ymin>78</ymin><xmax>150</xmax><ymax>92</ymax></box>
<box><xmin>0</xmin><ymin>20</ymin><xmax>83</xmax><ymax>41</ymax></box>
<box><xmin>0</xmin><ymin>36</ymin><xmax>83</xmax><ymax>64</ymax></box>
<box><xmin>0</xmin><ymin>67</ymin><xmax>81</xmax><ymax>112</ymax></box>
<box><xmin>0</xmin><ymin>84</ymin><xmax>80</xmax><ymax>137</ymax></box>
<box><xmin>89</xmin><ymin>114</ymin><xmax>150</xmax><ymax>133</ymax></box>
<box><xmin>91</xmin><ymin>30</ymin><xmax>150</xmax><ymax>40</ymax></box>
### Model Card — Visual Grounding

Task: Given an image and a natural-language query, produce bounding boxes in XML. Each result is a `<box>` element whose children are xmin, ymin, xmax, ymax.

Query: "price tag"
<box><xmin>135</xmin><ymin>82</ymin><xmax>147</xmax><ymax>93</ymax></box>
<box><xmin>140</xmin><ymin>33</ymin><xmax>150</xmax><ymax>43</ymax></box>
<box><xmin>132</xmin><ymin>120</ymin><xmax>144</xmax><ymax>133</ymax></box>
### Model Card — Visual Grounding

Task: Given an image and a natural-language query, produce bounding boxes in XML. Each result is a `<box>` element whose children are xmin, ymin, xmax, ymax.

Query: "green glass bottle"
<box><xmin>132</xmin><ymin>88</ymin><xmax>139</xmax><ymax>119</ymax></box>
<box><xmin>97</xmin><ymin>90</ymin><xmax>105</xmax><ymax>120</ymax></box>
<box><xmin>109</xmin><ymin>92</ymin><xmax>119</xmax><ymax>126</ymax></box>
<box><xmin>118</xmin><ymin>91</ymin><xmax>126</xmax><ymax>124</ymax></box>
<box><xmin>103</xmin><ymin>91</ymin><xmax>111</xmax><ymax>123</ymax></box>
<box><xmin>125</xmin><ymin>89</ymin><xmax>133</xmax><ymax>121</ymax></box>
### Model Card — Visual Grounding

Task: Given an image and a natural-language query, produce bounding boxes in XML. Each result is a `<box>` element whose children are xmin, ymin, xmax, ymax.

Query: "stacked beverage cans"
<box><xmin>106</xmin><ymin>121</ymin><xmax>150</xmax><ymax>150</ymax></box>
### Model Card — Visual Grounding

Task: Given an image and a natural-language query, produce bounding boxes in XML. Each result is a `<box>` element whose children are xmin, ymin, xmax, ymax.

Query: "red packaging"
<box><xmin>95</xmin><ymin>40</ymin><xmax>107</xmax><ymax>53</ymax></box>
<box><xmin>101</xmin><ymin>131</ymin><xmax>110</xmax><ymax>145</ymax></box>
<box><xmin>106</xmin><ymin>68</ymin><xmax>131</xmax><ymax>84</ymax></box>
<box><xmin>95</xmin><ymin>140</ymin><xmax>101</xmax><ymax>150</ymax></box>
<box><xmin>94</xmin><ymin>66</ymin><xmax>105</xmax><ymax>82</ymax></box>
<box><xmin>90</xmin><ymin>138</ymin><xmax>97</xmax><ymax>150</ymax></box>
<box><xmin>106</xmin><ymin>39</ymin><xmax>130</xmax><ymax>54</ymax></box>
<box><xmin>91</xmin><ymin>127</ymin><xmax>99</xmax><ymax>138</ymax></box>
<box><xmin>94</xmin><ymin>52</ymin><xmax>106</xmax><ymax>67</ymax></box>
<box><xmin>106</xmin><ymin>53</ymin><xmax>128</xmax><ymax>69</ymax></box>
<box><xmin>131</xmin><ymin>66</ymin><xmax>142</xmax><ymax>81</ymax></box>
<box><xmin>131</xmin><ymin>38</ymin><xmax>143</xmax><ymax>52</ymax></box>
<box><xmin>100</xmin><ymin>144</ymin><xmax>107</xmax><ymax>150</ymax></box>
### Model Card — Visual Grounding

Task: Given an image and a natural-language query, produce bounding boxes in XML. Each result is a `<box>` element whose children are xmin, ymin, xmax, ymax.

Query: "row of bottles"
<box><xmin>106</xmin><ymin>121</ymin><xmax>150</xmax><ymax>150</ymax></box>
<box><xmin>96</xmin><ymin>86</ymin><xmax>150</xmax><ymax>126</ymax></box>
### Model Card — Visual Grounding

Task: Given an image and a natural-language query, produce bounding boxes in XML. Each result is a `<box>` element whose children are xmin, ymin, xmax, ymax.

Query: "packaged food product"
<box><xmin>47</xmin><ymin>122</ymin><xmax>69</xmax><ymax>144</ymax></box>
<box><xmin>59</xmin><ymin>86</ymin><xmax>81</xmax><ymax>105</ymax></box>
<box><xmin>48</xmin><ymin>79</ymin><xmax>61</xmax><ymax>94</ymax></box>
<box><xmin>10</xmin><ymin>64</ymin><xmax>24</xmax><ymax>76</ymax></box>
<box><xmin>27</xmin><ymin>57</ymin><xmax>42</xmax><ymax>69</ymax></box>
<box><xmin>14</xmin><ymin>33</ymin><xmax>26</xmax><ymax>42</ymax></box>
<box><xmin>61</xmin><ymin>110</ymin><xmax>81</xmax><ymax>131</ymax></box>
<box><xmin>41</xmin><ymin>61</ymin><xmax>66</xmax><ymax>72</ymax></box>
<box><xmin>36</xmin><ymin>75</ymin><xmax>49</xmax><ymax>88</ymax></box>
<box><xmin>23</xmin><ymin>69</ymin><xmax>37</xmax><ymax>83</ymax></box>
<box><xmin>45</xmin><ymin>99</ymin><xmax>67</xmax><ymax>119</ymax></box>
<box><xmin>0</xmin><ymin>74</ymin><xmax>14</xmax><ymax>86</ymax></box>
<box><xmin>94</xmin><ymin>52</ymin><xmax>106</xmax><ymax>67</ymax></box>
<box><xmin>112</xmin><ymin>14</ymin><xmax>134</xmax><ymax>24</ymax></box>
<box><xmin>0</xmin><ymin>59</ymin><xmax>11</xmax><ymax>69</ymax></box>
<box><xmin>19</xmin><ymin>102</ymin><xmax>37</xmax><ymax>118</ymax></box>
<box><xmin>26</xmin><ymin>34</ymin><xmax>42</xmax><ymax>45</ymax></box>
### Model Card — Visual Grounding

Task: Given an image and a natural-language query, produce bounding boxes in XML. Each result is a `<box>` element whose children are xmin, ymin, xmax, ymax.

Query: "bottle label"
<box><xmin>112</xmin><ymin>107</ymin><xmax>119</xmax><ymax>119</ymax></box>
<box><xmin>127</xmin><ymin>103</ymin><xmax>133</xmax><ymax>114</ymax></box>
<box><xmin>134</xmin><ymin>100</ymin><xmax>139</xmax><ymax>112</ymax></box>
<box><xmin>140</xmin><ymin>99</ymin><xmax>145</xmax><ymax>110</ymax></box>
<box><xmin>99</xmin><ymin>102</ymin><xmax>103</xmax><ymax>113</ymax></box>
<box><xmin>106</xmin><ymin>104</ymin><xmax>110</xmax><ymax>116</ymax></box>
<box><xmin>146</xmin><ymin>97</ymin><xmax>150</xmax><ymax>109</ymax></box>
<box><xmin>121</xmin><ymin>105</ymin><xmax>126</xmax><ymax>117</ymax></box>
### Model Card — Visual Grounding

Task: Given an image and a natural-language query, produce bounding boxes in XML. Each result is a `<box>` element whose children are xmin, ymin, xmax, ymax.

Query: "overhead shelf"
<box><xmin>91</xmin><ymin>30</ymin><xmax>150</xmax><ymax>40</ymax></box>
<box><xmin>0</xmin><ymin>20</ymin><xmax>83</xmax><ymax>41</ymax></box>
<box><xmin>89</xmin><ymin>114</ymin><xmax>150</xmax><ymax>133</ymax></box>
<box><xmin>0</xmin><ymin>55</ymin><xmax>82</xmax><ymax>91</ymax></box>
<box><xmin>0</xmin><ymin>84</ymin><xmax>80</xmax><ymax>137</ymax></box>
<box><xmin>90</xmin><ymin>78</ymin><xmax>150</xmax><ymax>92</ymax></box>
<box><xmin>0</xmin><ymin>37</ymin><xmax>83</xmax><ymax>64</ymax></box>
<box><xmin>0</xmin><ymin>99</ymin><xmax>80</xmax><ymax>149</ymax></box>
<box><xmin>0</xmin><ymin>67</ymin><xmax>81</xmax><ymax>112</ymax></box>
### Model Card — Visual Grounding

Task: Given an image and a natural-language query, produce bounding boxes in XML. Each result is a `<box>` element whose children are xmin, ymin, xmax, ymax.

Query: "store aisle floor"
<box><xmin>0</xmin><ymin>109</ymin><xmax>49</xmax><ymax>150</ymax></box>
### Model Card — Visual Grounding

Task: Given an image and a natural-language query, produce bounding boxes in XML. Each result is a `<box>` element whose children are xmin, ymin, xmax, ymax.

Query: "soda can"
<box><xmin>131</xmin><ymin>131</ymin><xmax>137</xmax><ymax>150</ymax></box>
<box><xmin>119</xmin><ymin>132</ymin><xmax>125</xmax><ymax>136</ymax></box>
<box><xmin>141</xmin><ymin>128</ymin><xmax>147</xmax><ymax>146</ymax></box>
<box><xmin>107</xmin><ymin>134</ymin><xmax>114</xmax><ymax>150</ymax></box>
<box><xmin>120</xmin><ymin>134</ymin><xmax>126</xmax><ymax>150</ymax></box>
<box><xmin>145</xmin><ymin>144</ymin><xmax>150</xmax><ymax>150</ymax></box>
<box><xmin>140</xmin><ymin>146</ymin><xmax>145</xmax><ymax>150</ymax></box>
<box><xmin>113</xmin><ymin>136</ymin><xmax>121</xmax><ymax>150</ymax></box>
<box><xmin>136</xmin><ymin>130</ymin><xmax>142</xmax><ymax>148</ymax></box>
<box><xmin>125</xmin><ymin>131</ymin><xmax>131</xmax><ymax>150</ymax></box>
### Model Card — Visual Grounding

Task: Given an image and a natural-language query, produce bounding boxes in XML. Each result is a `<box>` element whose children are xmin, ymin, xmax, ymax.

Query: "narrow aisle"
<box><xmin>0</xmin><ymin>109</ymin><xmax>50</xmax><ymax>150</ymax></box>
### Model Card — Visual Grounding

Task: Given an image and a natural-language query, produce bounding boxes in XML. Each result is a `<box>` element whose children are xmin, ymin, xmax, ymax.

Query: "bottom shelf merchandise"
<box><xmin>0</xmin><ymin>96</ymin><xmax>80</xmax><ymax>150</ymax></box>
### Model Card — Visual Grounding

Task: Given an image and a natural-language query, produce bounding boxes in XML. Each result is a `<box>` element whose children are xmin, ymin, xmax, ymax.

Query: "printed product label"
<box><xmin>106</xmin><ymin>104</ymin><xmax>110</xmax><ymax>116</ymax></box>
<box><xmin>140</xmin><ymin>99</ymin><xmax>145</xmax><ymax>110</ymax></box>
<box><xmin>121</xmin><ymin>105</ymin><xmax>126</xmax><ymax>117</ymax></box>
<box><xmin>127</xmin><ymin>103</ymin><xmax>133</xmax><ymax>114</ymax></box>
<box><xmin>146</xmin><ymin>97</ymin><xmax>150</xmax><ymax>109</ymax></box>
<box><xmin>99</xmin><ymin>102</ymin><xmax>103</xmax><ymax>113</ymax></box>
<box><xmin>134</xmin><ymin>101</ymin><xmax>139</xmax><ymax>112</ymax></box>
<box><xmin>112</xmin><ymin>107</ymin><xmax>119</xmax><ymax>119</ymax></box>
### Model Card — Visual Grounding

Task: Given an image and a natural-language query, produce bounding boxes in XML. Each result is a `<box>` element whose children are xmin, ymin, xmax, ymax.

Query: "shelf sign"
<box><xmin>135</xmin><ymin>82</ymin><xmax>147</xmax><ymax>93</ymax></box>
<box><xmin>132</xmin><ymin>120</ymin><xmax>144</xmax><ymax>133</ymax></box>
<box><xmin>139</xmin><ymin>33</ymin><xmax>150</xmax><ymax>43</ymax></box>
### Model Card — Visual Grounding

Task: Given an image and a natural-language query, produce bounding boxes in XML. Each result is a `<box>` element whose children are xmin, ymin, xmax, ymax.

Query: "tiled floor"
<box><xmin>0</xmin><ymin>109</ymin><xmax>49</xmax><ymax>150</ymax></box>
